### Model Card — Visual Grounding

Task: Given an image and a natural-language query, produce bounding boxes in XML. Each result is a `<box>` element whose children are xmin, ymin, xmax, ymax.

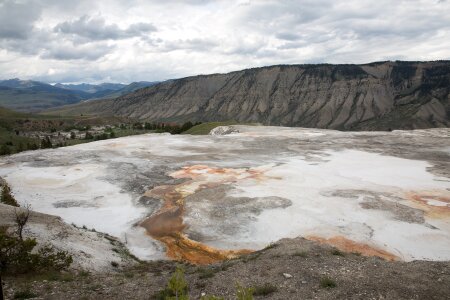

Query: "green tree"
<box><xmin>167</xmin><ymin>266</ymin><xmax>188</xmax><ymax>300</ymax></box>
<box><xmin>16</xmin><ymin>143</ymin><xmax>24</xmax><ymax>153</ymax></box>
<box><xmin>85</xmin><ymin>132</ymin><xmax>93</xmax><ymax>140</ymax></box>
<box><xmin>0</xmin><ymin>145</ymin><xmax>11</xmax><ymax>156</ymax></box>
<box><xmin>27</xmin><ymin>143</ymin><xmax>38</xmax><ymax>150</ymax></box>
<box><xmin>41</xmin><ymin>136</ymin><xmax>52</xmax><ymax>149</ymax></box>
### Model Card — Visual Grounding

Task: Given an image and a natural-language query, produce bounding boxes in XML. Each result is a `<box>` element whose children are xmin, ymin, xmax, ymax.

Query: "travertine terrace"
<box><xmin>0</xmin><ymin>126</ymin><xmax>449</xmax><ymax>263</ymax></box>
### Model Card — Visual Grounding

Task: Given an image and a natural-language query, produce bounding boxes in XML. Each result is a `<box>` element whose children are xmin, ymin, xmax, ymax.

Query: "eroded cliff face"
<box><xmin>57</xmin><ymin>61</ymin><xmax>449</xmax><ymax>130</ymax></box>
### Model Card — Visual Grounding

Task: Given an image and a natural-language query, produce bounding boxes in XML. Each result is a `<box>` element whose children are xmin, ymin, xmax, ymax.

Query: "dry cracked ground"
<box><xmin>1</xmin><ymin>125</ymin><xmax>449</xmax><ymax>299</ymax></box>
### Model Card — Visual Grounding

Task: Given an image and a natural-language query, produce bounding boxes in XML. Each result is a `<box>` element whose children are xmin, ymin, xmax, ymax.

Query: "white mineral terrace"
<box><xmin>0</xmin><ymin>126</ymin><xmax>449</xmax><ymax>262</ymax></box>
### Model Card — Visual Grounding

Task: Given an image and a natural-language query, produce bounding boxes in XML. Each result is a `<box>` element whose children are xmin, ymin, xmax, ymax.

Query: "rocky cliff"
<box><xmin>50</xmin><ymin>61</ymin><xmax>450</xmax><ymax>130</ymax></box>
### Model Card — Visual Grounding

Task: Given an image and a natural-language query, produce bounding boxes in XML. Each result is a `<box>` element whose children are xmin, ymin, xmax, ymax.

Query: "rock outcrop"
<box><xmin>209</xmin><ymin>126</ymin><xmax>240</xmax><ymax>135</ymax></box>
<box><xmin>50</xmin><ymin>61</ymin><xmax>450</xmax><ymax>130</ymax></box>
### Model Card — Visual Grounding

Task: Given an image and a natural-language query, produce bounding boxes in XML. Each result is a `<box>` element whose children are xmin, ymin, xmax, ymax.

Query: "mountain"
<box><xmin>47</xmin><ymin>61</ymin><xmax>449</xmax><ymax>130</ymax></box>
<box><xmin>54</xmin><ymin>81</ymin><xmax>159</xmax><ymax>99</ymax></box>
<box><xmin>54</xmin><ymin>82</ymin><xmax>126</xmax><ymax>94</ymax></box>
<box><xmin>93</xmin><ymin>81</ymin><xmax>160</xmax><ymax>99</ymax></box>
<box><xmin>0</xmin><ymin>79</ymin><xmax>159</xmax><ymax>113</ymax></box>
<box><xmin>0</xmin><ymin>79</ymin><xmax>89</xmax><ymax>112</ymax></box>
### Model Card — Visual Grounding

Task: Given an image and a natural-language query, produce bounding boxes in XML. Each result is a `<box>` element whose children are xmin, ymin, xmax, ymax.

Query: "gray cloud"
<box><xmin>160</xmin><ymin>38</ymin><xmax>218</xmax><ymax>52</ymax></box>
<box><xmin>0</xmin><ymin>0</ymin><xmax>42</xmax><ymax>39</ymax></box>
<box><xmin>0</xmin><ymin>0</ymin><xmax>449</xmax><ymax>83</ymax></box>
<box><xmin>41</xmin><ymin>42</ymin><xmax>114</xmax><ymax>60</ymax></box>
<box><xmin>54</xmin><ymin>16</ymin><xmax>156</xmax><ymax>40</ymax></box>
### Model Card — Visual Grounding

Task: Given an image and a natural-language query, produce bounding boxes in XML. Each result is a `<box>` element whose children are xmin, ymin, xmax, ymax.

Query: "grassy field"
<box><xmin>183</xmin><ymin>121</ymin><xmax>239</xmax><ymax>135</ymax></box>
<box><xmin>183</xmin><ymin>121</ymin><xmax>258</xmax><ymax>135</ymax></box>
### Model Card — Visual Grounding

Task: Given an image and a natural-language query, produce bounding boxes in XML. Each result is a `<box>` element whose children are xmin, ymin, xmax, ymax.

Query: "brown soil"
<box><xmin>4</xmin><ymin>237</ymin><xmax>449</xmax><ymax>300</ymax></box>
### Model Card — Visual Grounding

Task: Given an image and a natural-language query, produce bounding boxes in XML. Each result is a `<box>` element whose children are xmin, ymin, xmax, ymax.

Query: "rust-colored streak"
<box><xmin>307</xmin><ymin>235</ymin><xmax>399</xmax><ymax>261</ymax></box>
<box><xmin>140</xmin><ymin>165</ymin><xmax>271</xmax><ymax>264</ymax></box>
<box><xmin>161</xmin><ymin>234</ymin><xmax>252</xmax><ymax>265</ymax></box>
<box><xmin>404</xmin><ymin>191</ymin><xmax>450</xmax><ymax>219</ymax></box>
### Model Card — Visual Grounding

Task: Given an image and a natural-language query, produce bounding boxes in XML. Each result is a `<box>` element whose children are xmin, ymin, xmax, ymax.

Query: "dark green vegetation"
<box><xmin>182</xmin><ymin>121</ymin><xmax>240</xmax><ymax>135</ymax></box>
<box><xmin>320</xmin><ymin>277</ymin><xmax>337</xmax><ymax>288</ymax></box>
<box><xmin>252</xmin><ymin>283</ymin><xmax>277</xmax><ymax>296</ymax></box>
<box><xmin>0</xmin><ymin>79</ymin><xmax>159</xmax><ymax>113</ymax></box>
<box><xmin>1</xmin><ymin>182</ymin><xmax>19</xmax><ymax>207</ymax></box>
<box><xmin>13</xmin><ymin>288</ymin><xmax>37</xmax><ymax>299</ymax></box>
<box><xmin>0</xmin><ymin>196</ymin><xmax>72</xmax><ymax>276</ymax></box>
<box><xmin>0</xmin><ymin>106</ymin><xmax>128</xmax><ymax>155</ymax></box>
<box><xmin>0</xmin><ymin>192</ymin><xmax>73</xmax><ymax>300</ymax></box>
<box><xmin>331</xmin><ymin>249</ymin><xmax>345</xmax><ymax>256</ymax></box>
<box><xmin>45</xmin><ymin>61</ymin><xmax>450</xmax><ymax>131</ymax></box>
<box><xmin>133</xmin><ymin>121</ymin><xmax>200</xmax><ymax>135</ymax></box>
<box><xmin>0</xmin><ymin>105</ymin><xmax>243</xmax><ymax>156</ymax></box>
<box><xmin>153</xmin><ymin>266</ymin><xmax>189</xmax><ymax>300</ymax></box>
<box><xmin>0</xmin><ymin>106</ymin><xmax>201</xmax><ymax>156</ymax></box>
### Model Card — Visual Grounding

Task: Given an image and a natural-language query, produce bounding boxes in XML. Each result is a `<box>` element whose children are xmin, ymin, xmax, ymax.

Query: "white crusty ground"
<box><xmin>0</xmin><ymin>127</ymin><xmax>449</xmax><ymax>262</ymax></box>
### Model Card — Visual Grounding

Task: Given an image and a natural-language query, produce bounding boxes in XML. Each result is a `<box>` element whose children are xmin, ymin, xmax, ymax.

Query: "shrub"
<box><xmin>292</xmin><ymin>251</ymin><xmax>308</xmax><ymax>257</ymax></box>
<box><xmin>236</xmin><ymin>283</ymin><xmax>254</xmax><ymax>300</ymax></box>
<box><xmin>153</xmin><ymin>266</ymin><xmax>188</xmax><ymax>300</ymax></box>
<box><xmin>37</xmin><ymin>245</ymin><xmax>73</xmax><ymax>271</ymax></box>
<box><xmin>331</xmin><ymin>249</ymin><xmax>344</xmax><ymax>256</ymax></box>
<box><xmin>320</xmin><ymin>277</ymin><xmax>336</xmax><ymax>288</ymax></box>
<box><xmin>84</xmin><ymin>132</ymin><xmax>93</xmax><ymax>140</ymax></box>
<box><xmin>78</xmin><ymin>270</ymin><xmax>91</xmax><ymax>277</ymax></box>
<box><xmin>13</xmin><ymin>289</ymin><xmax>37</xmax><ymax>299</ymax></box>
<box><xmin>26</xmin><ymin>143</ymin><xmax>38</xmax><ymax>150</ymax></box>
<box><xmin>253</xmin><ymin>283</ymin><xmax>277</xmax><ymax>296</ymax></box>
<box><xmin>1</xmin><ymin>182</ymin><xmax>19</xmax><ymax>207</ymax></box>
<box><xmin>0</xmin><ymin>206</ymin><xmax>72</xmax><ymax>276</ymax></box>
<box><xmin>168</xmin><ymin>266</ymin><xmax>188</xmax><ymax>299</ymax></box>
<box><xmin>40</xmin><ymin>136</ymin><xmax>52</xmax><ymax>149</ymax></box>
<box><xmin>197</xmin><ymin>267</ymin><xmax>217</xmax><ymax>279</ymax></box>
<box><xmin>0</xmin><ymin>145</ymin><xmax>11</xmax><ymax>156</ymax></box>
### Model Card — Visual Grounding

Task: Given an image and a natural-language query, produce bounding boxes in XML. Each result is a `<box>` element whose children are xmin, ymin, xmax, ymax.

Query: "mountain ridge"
<box><xmin>47</xmin><ymin>61</ymin><xmax>449</xmax><ymax>130</ymax></box>
<box><xmin>0</xmin><ymin>79</ymin><xmax>159</xmax><ymax>112</ymax></box>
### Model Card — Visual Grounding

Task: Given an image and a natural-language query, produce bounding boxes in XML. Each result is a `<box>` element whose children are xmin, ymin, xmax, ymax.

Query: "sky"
<box><xmin>0</xmin><ymin>0</ymin><xmax>449</xmax><ymax>84</ymax></box>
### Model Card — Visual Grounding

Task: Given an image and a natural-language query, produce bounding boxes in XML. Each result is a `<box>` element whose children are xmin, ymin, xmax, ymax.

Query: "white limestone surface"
<box><xmin>0</xmin><ymin>127</ymin><xmax>449</xmax><ymax>261</ymax></box>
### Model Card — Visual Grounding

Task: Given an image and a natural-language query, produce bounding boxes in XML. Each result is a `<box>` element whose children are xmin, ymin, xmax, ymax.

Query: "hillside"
<box><xmin>47</xmin><ymin>61</ymin><xmax>450</xmax><ymax>130</ymax></box>
<box><xmin>91</xmin><ymin>81</ymin><xmax>160</xmax><ymax>99</ymax></box>
<box><xmin>0</xmin><ymin>79</ymin><xmax>88</xmax><ymax>112</ymax></box>
<box><xmin>0</xmin><ymin>79</ymin><xmax>160</xmax><ymax>113</ymax></box>
<box><xmin>54</xmin><ymin>82</ymin><xmax>126</xmax><ymax>94</ymax></box>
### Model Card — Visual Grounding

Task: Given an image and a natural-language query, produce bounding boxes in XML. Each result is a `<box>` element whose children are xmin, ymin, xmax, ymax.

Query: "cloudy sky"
<box><xmin>0</xmin><ymin>0</ymin><xmax>449</xmax><ymax>84</ymax></box>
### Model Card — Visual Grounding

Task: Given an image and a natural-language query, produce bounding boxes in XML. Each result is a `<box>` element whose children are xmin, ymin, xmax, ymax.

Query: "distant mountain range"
<box><xmin>0</xmin><ymin>79</ymin><xmax>159</xmax><ymax>112</ymax></box>
<box><xmin>47</xmin><ymin>61</ymin><xmax>449</xmax><ymax>130</ymax></box>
